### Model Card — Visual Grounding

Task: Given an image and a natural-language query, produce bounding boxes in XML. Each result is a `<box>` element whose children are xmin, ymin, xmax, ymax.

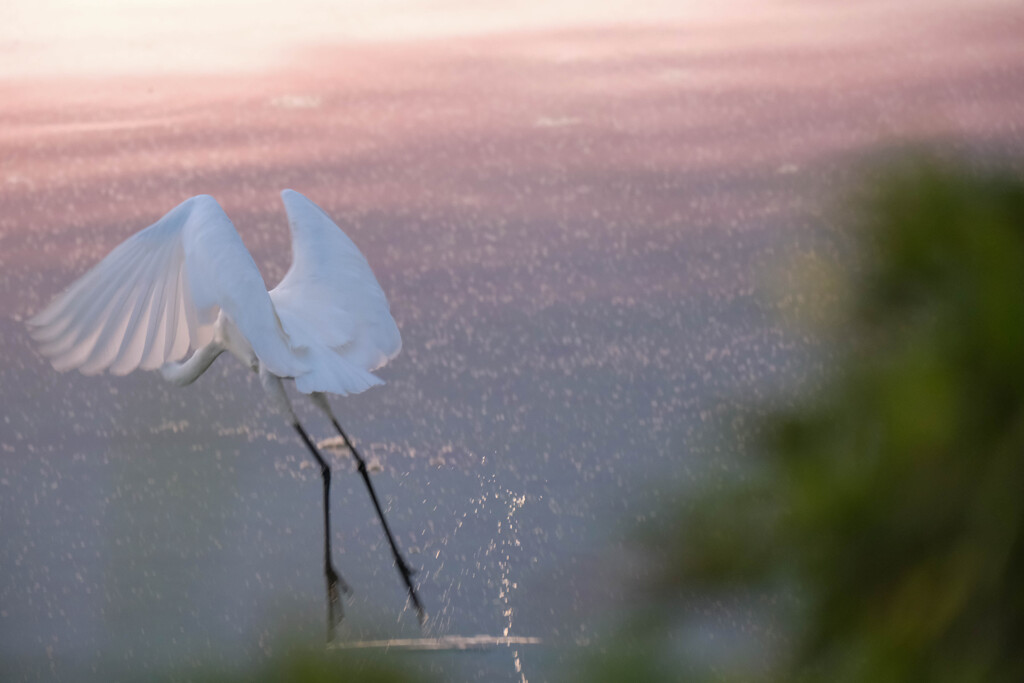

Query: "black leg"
<box><xmin>293</xmin><ymin>423</ymin><xmax>351</xmax><ymax>641</ymax></box>
<box><xmin>330</xmin><ymin>418</ymin><xmax>427</xmax><ymax>625</ymax></box>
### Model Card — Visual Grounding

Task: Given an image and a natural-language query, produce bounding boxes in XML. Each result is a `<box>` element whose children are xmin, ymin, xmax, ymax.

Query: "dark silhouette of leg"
<box><xmin>326</xmin><ymin>417</ymin><xmax>427</xmax><ymax>625</ymax></box>
<box><xmin>293</xmin><ymin>422</ymin><xmax>351</xmax><ymax>641</ymax></box>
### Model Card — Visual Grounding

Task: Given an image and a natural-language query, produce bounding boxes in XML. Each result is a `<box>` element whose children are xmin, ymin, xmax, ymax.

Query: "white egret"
<box><xmin>26</xmin><ymin>190</ymin><xmax>425</xmax><ymax>637</ymax></box>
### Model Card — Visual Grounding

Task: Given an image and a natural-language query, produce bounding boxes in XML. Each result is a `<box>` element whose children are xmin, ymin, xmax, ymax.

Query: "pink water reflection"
<box><xmin>2</xmin><ymin>4</ymin><xmax>1024</xmax><ymax>679</ymax></box>
<box><xmin>1</xmin><ymin>0</ymin><xmax>1023</xmax><ymax>311</ymax></box>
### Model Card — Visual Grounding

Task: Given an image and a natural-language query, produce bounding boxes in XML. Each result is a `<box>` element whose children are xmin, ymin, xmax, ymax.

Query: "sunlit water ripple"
<box><xmin>1</xmin><ymin>1</ymin><xmax>1022</xmax><ymax>680</ymax></box>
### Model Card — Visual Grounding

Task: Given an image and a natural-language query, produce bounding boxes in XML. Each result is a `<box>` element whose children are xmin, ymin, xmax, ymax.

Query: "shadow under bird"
<box><xmin>26</xmin><ymin>189</ymin><xmax>426</xmax><ymax>638</ymax></box>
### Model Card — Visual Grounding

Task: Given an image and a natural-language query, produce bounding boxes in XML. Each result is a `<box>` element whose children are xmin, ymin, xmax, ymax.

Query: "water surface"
<box><xmin>1</xmin><ymin>1</ymin><xmax>1022</xmax><ymax>680</ymax></box>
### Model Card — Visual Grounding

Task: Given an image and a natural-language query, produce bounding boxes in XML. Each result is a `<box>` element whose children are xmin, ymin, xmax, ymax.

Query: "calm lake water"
<box><xmin>1</xmin><ymin>1</ymin><xmax>1022</xmax><ymax>680</ymax></box>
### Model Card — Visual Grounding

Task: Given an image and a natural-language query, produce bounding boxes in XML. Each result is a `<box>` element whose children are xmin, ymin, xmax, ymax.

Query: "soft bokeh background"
<box><xmin>591</xmin><ymin>162</ymin><xmax>1024</xmax><ymax>683</ymax></box>
<box><xmin>1</xmin><ymin>1</ymin><xmax>1023</xmax><ymax>681</ymax></box>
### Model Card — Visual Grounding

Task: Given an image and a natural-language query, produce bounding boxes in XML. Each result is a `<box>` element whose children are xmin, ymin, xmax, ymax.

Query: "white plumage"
<box><xmin>27</xmin><ymin>189</ymin><xmax>401</xmax><ymax>396</ymax></box>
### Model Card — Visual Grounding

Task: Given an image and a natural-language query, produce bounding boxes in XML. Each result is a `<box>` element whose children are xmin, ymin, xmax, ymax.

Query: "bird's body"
<box><xmin>27</xmin><ymin>190</ymin><xmax>424</xmax><ymax>636</ymax></box>
<box><xmin>29</xmin><ymin>190</ymin><xmax>400</xmax><ymax>393</ymax></box>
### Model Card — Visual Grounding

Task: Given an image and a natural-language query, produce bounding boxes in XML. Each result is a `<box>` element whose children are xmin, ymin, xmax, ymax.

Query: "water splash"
<box><xmin>498</xmin><ymin>489</ymin><xmax>529</xmax><ymax>682</ymax></box>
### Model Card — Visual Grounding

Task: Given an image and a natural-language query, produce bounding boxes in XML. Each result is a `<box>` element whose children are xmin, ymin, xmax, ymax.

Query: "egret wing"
<box><xmin>270</xmin><ymin>189</ymin><xmax>400</xmax><ymax>394</ymax></box>
<box><xmin>27</xmin><ymin>195</ymin><xmax>306</xmax><ymax>378</ymax></box>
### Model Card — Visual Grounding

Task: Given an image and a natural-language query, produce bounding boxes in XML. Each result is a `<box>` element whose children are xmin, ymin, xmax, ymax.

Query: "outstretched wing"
<box><xmin>271</xmin><ymin>189</ymin><xmax>401</xmax><ymax>393</ymax></box>
<box><xmin>27</xmin><ymin>195</ymin><xmax>306</xmax><ymax>379</ymax></box>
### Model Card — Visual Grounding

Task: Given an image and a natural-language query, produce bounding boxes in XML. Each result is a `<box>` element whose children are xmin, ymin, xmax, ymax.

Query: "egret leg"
<box><xmin>260</xmin><ymin>369</ymin><xmax>350</xmax><ymax>641</ymax></box>
<box><xmin>293</xmin><ymin>422</ymin><xmax>352</xmax><ymax>641</ymax></box>
<box><xmin>311</xmin><ymin>393</ymin><xmax>427</xmax><ymax>625</ymax></box>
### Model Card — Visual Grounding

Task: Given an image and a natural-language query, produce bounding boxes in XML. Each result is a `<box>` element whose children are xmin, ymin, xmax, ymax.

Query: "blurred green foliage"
<box><xmin>636</xmin><ymin>161</ymin><xmax>1024</xmax><ymax>682</ymax></box>
<box><xmin>182</xmin><ymin>645</ymin><xmax>428</xmax><ymax>683</ymax></box>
